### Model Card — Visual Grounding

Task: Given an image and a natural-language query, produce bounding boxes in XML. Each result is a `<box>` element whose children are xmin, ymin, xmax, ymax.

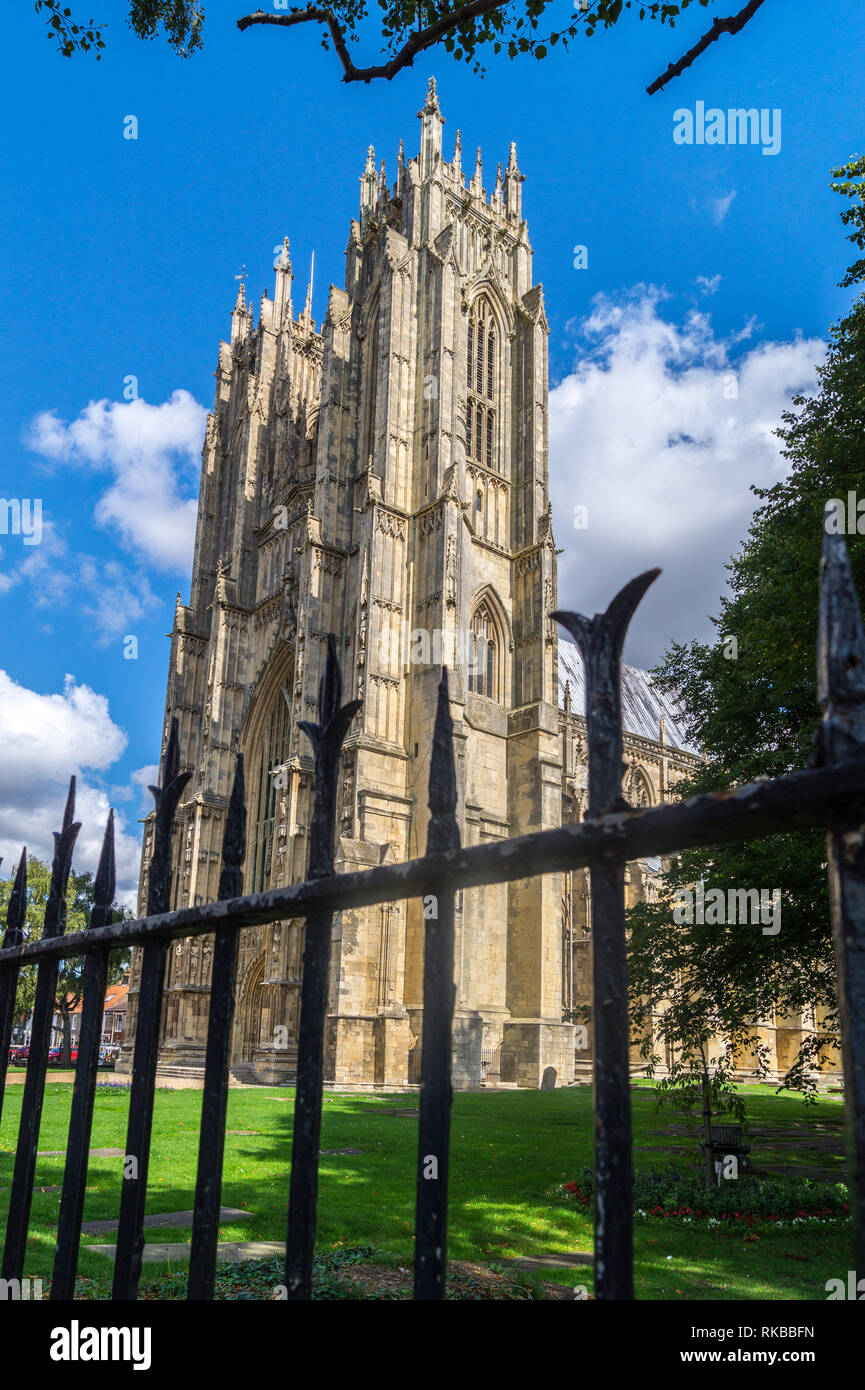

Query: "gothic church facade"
<box><xmin>120</xmin><ymin>81</ymin><xmax>781</xmax><ymax>1091</ymax></box>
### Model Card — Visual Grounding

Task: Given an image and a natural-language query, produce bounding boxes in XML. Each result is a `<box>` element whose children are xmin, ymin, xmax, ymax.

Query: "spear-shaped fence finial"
<box><xmin>2</xmin><ymin>848</ymin><xmax>27</xmax><ymax>950</ymax></box>
<box><xmin>817</xmin><ymin>528</ymin><xmax>865</xmax><ymax>764</ymax></box>
<box><xmin>91</xmin><ymin>809</ymin><xmax>116</xmax><ymax>932</ymax></box>
<box><xmin>218</xmin><ymin>755</ymin><xmax>246</xmax><ymax>901</ymax></box>
<box><xmin>298</xmin><ymin>634</ymin><xmax>361</xmax><ymax>879</ymax></box>
<box><xmin>553</xmin><ymin>569</ymin><xmax>660</xmax><ymax>816</ymax></box>
<box><xmin>44</xmin><ymin>776</ymin><xmax>82</xmax><ymax>939</ymax></box>
<box><xmin>427</xmin><ymin>669</ymin><xmax>460</xmax><ymax>855</ymax></box>
<box><xmin>146</xmin><ymin>717</ymin><xmax>192</xmax><ymax>917</ymax></box>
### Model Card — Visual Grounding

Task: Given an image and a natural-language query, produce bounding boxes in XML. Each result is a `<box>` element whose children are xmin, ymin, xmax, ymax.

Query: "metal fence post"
<box><xmin>414</xmin><ymin>670</ymin><xmax>459</xmax><ymax>1300</ymax></box>
<box><xmin>554</xmin><ymin>569</ymin><xmax>660</xmax><ymax>1301</ymax></box>
<box><xmin>188</xmin><ymin>754</ymin><xmax>247</xmax><ymax>1299</ymax></box>
<box><xmin>0</xmin><ymin>849</ymin><xmax>28</xmax><ymax>1128</ymax></box>
<box><xmin>2</xmin><ymin>779</ymin><xmax>80</xmax><ymax>1283</ymax></box>
<box><xmin>817</xmin><ymin>528</ymin><xmax>865</xmax><ymax>1272</ymax></box>
<box><xmin>283</xmin><ymin>635</ymin><xmax>361</xmax><ymax>1298</ymax></box>
<box><xmin>51</xmin><ymin>809</ymin><xmax>116</xmax><ymax>1299</ymax></box>
<box><xmin>113</xmin><ymin>718</ymin><xmax>190</xmax><ymax>1300</ymax></box>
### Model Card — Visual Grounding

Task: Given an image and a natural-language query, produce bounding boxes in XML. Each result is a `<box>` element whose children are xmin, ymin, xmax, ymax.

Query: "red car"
<box><xmin>48</xmin><ymin>1048</ymin><xmax>78</xmax><ymax>1063</ymax></box>
<box><xmin>9</xmin><ymin>1045</ymin><xmax>29</xmax><ymax>1062</ymax></box>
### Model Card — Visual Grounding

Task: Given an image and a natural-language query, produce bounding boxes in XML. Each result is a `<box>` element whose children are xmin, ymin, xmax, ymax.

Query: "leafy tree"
<box><xmin>627</xmin><ymin>155</ymin><xmax>865</xmax><ymax>1121</ymax></box>
<box><xmin>34</xmin><ymin>0</ymin><xmax>203</xmax><ymax>60</ymax></box>
<box><xmin>0</xmin><ymin>855</ymin><xmax>130</xmax><ymax>1065</ymax></box>
<box><xmin>36</xmin><ymin>0</ymin><xmax>770</xmax><ymax>94</ymax></box>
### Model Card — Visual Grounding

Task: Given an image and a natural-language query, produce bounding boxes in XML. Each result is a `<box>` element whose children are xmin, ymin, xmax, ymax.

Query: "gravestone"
<box><xmin>541</xmin><ymin>1066</ymin><xmax>557</xmax><ymax>1091</ymax></box>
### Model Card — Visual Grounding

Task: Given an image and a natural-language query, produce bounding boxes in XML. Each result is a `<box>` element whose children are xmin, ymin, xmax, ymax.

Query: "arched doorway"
<box><xmin>237</xmin><ymin>955</ymin><xmax>265</xmax><ymax>1063</ymax></box>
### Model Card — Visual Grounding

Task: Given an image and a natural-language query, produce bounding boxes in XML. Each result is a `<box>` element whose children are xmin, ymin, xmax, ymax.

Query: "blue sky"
<box><xmin>1</xmin><ymin>0</ymin><xmax>863</xmax><ymax>894</ymax></box>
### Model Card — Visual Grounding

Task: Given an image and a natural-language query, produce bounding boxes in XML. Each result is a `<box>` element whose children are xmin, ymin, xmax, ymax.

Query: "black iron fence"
<box><xmin>1</xmin><ymin>532</ymin><xmax>864</xmax><ymax>1300</ymax></box>
<box><xmin>480</xmin><ymin>1043</ymin><xmax>515</xmax><ymax>1082</ymax></box>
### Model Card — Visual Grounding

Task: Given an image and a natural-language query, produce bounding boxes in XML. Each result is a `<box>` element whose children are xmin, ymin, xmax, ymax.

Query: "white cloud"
<box><xmin>695</xmin><ymin>274</ymin><xmax>722</xmax><ymax>296</ymax></box>
<box><xmin>713</xmin><ymin>189</ymin><xmax>737</xmax><ymax>224</ymax></box>
<box><xmin>26</xmin><ymin>390</ymin><xmax>206</xmax><ymax>572</ymax></box>
<box><xmin>549</xmin><ymin>286</ymin><xmax>824</xmax><ymax>667</ymax></box>
<box><xmin>0</xmin><ymin>520</ymin><xmax>160</xmax><ymax>644</ymax></box>
<box><xmin>0</xmin><ymin>518</ymin><xmax>67</xmax><ymax>602</ymax></box>
<box><xmin>77</xmin><ymin>560</ymin><xmax>160</xmax><ymax>644</ymax></box>
<box><xmin>131</xmin><ymin>764</ymin><xmax>159</xmax><ymax>796</ymax></box>
<box><xmin>0</xmin><ymin>670</ymin><xmax>143</xmax><ymax>907</ymax></box>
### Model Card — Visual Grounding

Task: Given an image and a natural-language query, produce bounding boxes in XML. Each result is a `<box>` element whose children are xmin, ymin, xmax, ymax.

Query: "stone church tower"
<box><xmin>119</xmin><ymin>79</ymin><xmax>575</xmax><ymax>1089</ymax></box>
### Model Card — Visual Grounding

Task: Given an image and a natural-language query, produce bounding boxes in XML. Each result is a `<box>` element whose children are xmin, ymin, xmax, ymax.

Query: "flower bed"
<box><xmin>558</xmin><ymin>1165</ymin><xmax>849</xmax><ymax>1228</ymax></box>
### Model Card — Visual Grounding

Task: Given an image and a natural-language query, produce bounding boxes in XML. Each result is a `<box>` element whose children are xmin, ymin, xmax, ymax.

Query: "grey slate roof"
<box><xmin>557</xmin><ymin>640</ymin><xmax>700</xmax><ymax>757</ymax></box>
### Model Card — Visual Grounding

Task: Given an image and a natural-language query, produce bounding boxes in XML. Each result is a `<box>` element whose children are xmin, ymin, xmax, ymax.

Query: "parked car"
<box><xmin>9</xmin><ymin>1044</ymin><xmax>29</xmax><ymax>1063</ymax></box>
<box><xmin>48</xmin><ymin>1047</ymin><xmax>78</xmax><ymax>1064</ymax></box>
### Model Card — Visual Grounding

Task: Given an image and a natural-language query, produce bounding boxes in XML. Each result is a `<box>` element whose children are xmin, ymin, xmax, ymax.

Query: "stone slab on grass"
<box><xmin>500</xmin><ymin>1253</ymin><xmax>594</xmax><ymax>1271</ymax></box>
<box><xmin>87</xmin><ymin>1240</ymin><xmax>283</xmax><ymax>1264</ymax></box>
<box><xmin>0</xmin><ymin>1185</ymin><xmax>60</xmax><ymax>1194</ymax></box>
<box><xmin>38</xmin><ymin>1147</ymin><xmax>124</xmax><ymax>1158</ymax></box>
<box><xmin>81</xmin><ymin>1206</ymin><xmax>251</xmax><ymax>1236</ymax></box>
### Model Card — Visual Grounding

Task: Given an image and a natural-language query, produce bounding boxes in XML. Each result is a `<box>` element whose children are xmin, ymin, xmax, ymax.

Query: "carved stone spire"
<box><xmin>230</xmin><ymin>278</ymin><xmax>248</xmax><ymax>345</ymax></box>
<box><xmin>470</xmin><ymin>146</ymin><xmax>484</xmax><ymax>200</ymax></box>
<box><xmin>505</xmin><ymin>141</ymin><xmax>524</xmax><ymax>219</ymax></box>
<box><xmin>274</xmin><ymin>235</ymin><xmax>293</xmax><ymax>321</ymax></box>
<box><xmin>418</xmin><ymin>75</ymin><xmax>444</xmax><ymax>171</ymax></box>
<box><xmin>493</xmin><ymin>161</ymin><xmax>504</xmax><ymax>210</ymax></box>
<box><xmin>396</xmin><ymin>137</ymin><xmax>406</xmax><ymax>196</ymax></box>
<box><xmin>360</xmin><ymin>144</ymin><xmax>377</xmax><ymax>228</ymax></box>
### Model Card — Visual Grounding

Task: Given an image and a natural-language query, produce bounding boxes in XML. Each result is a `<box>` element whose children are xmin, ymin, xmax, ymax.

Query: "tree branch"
<box><xmin>237</xmin><ymin>2</ymin><xmax>514</xmax><ymax>83</ymax></box>
<box><xmin>238</xmin><ymin>0</ymin><xmax>769</xmax><ymax>90</ymax></box>
<box><xmin>646</xmin><ymin>0</ymin><xmax>768</xmax><ymax>95</ymax></box>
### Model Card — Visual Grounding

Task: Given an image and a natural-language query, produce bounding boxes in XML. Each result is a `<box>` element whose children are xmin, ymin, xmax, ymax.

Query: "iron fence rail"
<box><xmin>0</xmin><ymin>529</ymin><xmax>862</xmax><ymax>1301</ymax></box>
<box><xmin>1</xmin><ymin>757</ymin><xmax>862</xmax><ymax>970</ymax></box>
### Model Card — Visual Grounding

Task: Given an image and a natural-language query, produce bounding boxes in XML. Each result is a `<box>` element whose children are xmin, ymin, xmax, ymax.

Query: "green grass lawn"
<box><xmin>0</xmin><ymin>1081</ymin><xmax>851</xmax><ymax>1299</ymax></box>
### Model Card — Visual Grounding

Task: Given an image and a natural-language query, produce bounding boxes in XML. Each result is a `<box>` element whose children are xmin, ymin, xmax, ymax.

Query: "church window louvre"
<box><xmin>465</xmin><ymin>297</ymin><xmax>498</xmax><ymax>472</ymax></box>
<box><xmin>248</xmin><ymin>685</ymin><xmax>291</xmax><ymax>892</ymax></box>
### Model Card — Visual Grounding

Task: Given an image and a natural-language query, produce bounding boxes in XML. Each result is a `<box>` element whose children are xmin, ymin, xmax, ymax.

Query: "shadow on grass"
<box><xmin>0</xmin><ymin>1081</ymin><xmax>850</xmax><ymax>1299</ymax></box>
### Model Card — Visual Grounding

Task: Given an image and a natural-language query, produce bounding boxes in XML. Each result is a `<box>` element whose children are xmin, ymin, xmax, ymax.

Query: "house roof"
<box><xmin>103</xmin><ymin>983</ymin><xmax>129</xmax><ymax>1012</ymax></box>
<box><xmin>64</xmin><ymin>982</ymin><xmax>129</xmax><ymax>1015</ymax></box>
<box><xmin>558</xmin><ymin>640</ymin><xmax>700</xmax><ymax>757</ymax></box>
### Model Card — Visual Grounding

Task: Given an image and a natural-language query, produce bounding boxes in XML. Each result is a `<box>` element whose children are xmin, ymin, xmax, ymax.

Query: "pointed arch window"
<box><xmin>248</xmin><ymin>684</ymin><xmax>291</xmax><ymax>892</ymax></box>
<box><xmin>468</xmin><ymin>601</ymin><xmax>501</xmax><ymax>701</ymax></box>
<box><xmin>626</xmin><ymin>766</ymin><xmax>653</xmax><ymax>809</ymax></box>
<box><xmin>363</xmin><ymin>305</ymin><xmax>380</xmax><ymax>471</ymax></box>
<box><xmin>466</xmin><ymin>297</ymin><xmax>498</xmax><ymax>471</ymax></box>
